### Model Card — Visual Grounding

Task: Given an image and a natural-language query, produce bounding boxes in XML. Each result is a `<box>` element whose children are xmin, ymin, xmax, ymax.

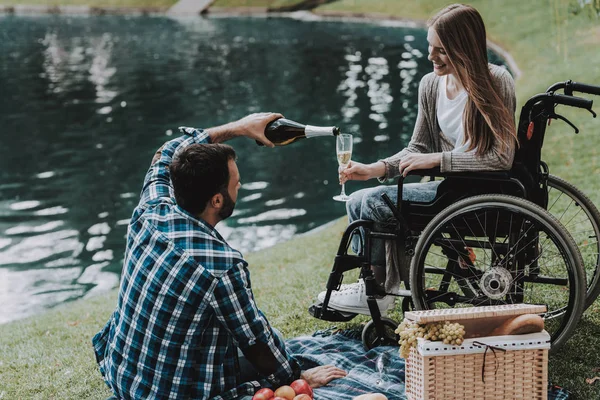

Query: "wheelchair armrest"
<box><xmin>404</xmin><ymin>167</ymin><xmax>511</xmax><ymax>181</ymax></box>
<box><xmin>393</xmin><ymin>168</ymin><xmax>516</xmax><ymax>213</ymax></box>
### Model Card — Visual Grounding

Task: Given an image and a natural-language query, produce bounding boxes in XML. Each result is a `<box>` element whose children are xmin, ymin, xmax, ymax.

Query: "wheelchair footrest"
<box><xmin>395</xmin><ymin>289</ymin><xmax>412</xmax><ymax>298</ymax></box>
<box><xmin>309</xmin><ymin>303</ymin><xmax>357</xmax><ymax>322</ymax></box>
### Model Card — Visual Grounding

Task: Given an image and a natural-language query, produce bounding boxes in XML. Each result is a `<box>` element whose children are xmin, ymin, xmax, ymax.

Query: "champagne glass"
<box><xmin>333</xmin><ymin>133</ymin><xmax>353</xmax><ymax>202</ymax></box>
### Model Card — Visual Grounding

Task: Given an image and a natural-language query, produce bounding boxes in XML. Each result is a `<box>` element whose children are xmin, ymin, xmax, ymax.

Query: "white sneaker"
<box><xmin>317</xmin><ymin>279</ymin><xmax>395</xmax><ymax>316</ymax></box>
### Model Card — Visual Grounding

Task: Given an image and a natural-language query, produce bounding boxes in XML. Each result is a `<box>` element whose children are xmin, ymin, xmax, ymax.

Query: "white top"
<box><xmin>436</xmin><ymin>75</ymin><xmax>470</xmax><ymax>153</ymax></box>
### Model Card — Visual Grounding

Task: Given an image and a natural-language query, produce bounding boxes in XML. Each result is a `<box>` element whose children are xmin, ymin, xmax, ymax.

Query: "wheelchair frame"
<box><xmin>310</xmin><ymin>79</ymin><xmax>600</xmax><ymax>352</ymax></box>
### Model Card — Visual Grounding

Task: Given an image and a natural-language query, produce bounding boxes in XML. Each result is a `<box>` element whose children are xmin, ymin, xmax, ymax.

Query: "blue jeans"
<box><xmin>346</xmin><ymin>181</ymin><xmax>441</xmax><ymax>267</ymax></box>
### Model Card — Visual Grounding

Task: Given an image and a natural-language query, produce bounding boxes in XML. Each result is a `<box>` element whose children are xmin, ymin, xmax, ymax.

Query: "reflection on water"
<box><xmin>0</xmin><ymin>15</ymin><xmax>503</xmax><ymax>323</ymax></box>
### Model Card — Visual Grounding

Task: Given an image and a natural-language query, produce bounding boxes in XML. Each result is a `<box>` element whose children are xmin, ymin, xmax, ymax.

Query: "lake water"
<box><xmin>0</xmin><ymin>14</ymin><xmax>504</xmax><ymax>323</ymax></box>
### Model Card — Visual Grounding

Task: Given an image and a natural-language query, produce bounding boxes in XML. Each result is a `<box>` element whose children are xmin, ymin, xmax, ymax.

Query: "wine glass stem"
<box><xmin>340</xmin><ymin>183</ymin><xmax>347</xmax><ymax>197</ymax></box>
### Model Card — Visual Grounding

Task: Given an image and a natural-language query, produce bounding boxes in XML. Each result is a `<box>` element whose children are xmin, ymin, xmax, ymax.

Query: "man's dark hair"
<box><xmin>170</xmin><ymin>143</ymin><xmax>236</xmax><ymax>215</ymax></box>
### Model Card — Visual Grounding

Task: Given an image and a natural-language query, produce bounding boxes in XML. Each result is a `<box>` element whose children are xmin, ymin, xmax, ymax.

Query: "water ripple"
<box><xmin>9</xmin><ymin>200</ymin><xmax>41</xmax><ymax>211</ymax></box>
<box><xmin>237</xmin><ymin>208</ymin><xmax>307</xmax><ymax>224</ymax></box>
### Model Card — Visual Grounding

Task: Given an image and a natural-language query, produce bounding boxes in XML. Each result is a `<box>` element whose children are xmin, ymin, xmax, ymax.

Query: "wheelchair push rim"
<box><xmin>547</xmin><ymin>174</ymin><xmax>600</xmax><ymax>309</ymax></box>
<box><xmin>410</xmin><ymin>194</ymin><xmax>585</xmax><ymax>352</ymax></box>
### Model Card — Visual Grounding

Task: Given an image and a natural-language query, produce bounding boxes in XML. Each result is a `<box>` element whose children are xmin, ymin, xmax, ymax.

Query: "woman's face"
<box><xmin>427</xmin><ymin>27</ymin><xmax>455</xmax><ymax>77</ymax></box>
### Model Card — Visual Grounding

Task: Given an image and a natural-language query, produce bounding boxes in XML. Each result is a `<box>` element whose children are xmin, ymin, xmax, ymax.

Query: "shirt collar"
<box><xmin>173</xmin><ymin>204</ymin><xmax>220</xmax><ymax>236</ymax></box>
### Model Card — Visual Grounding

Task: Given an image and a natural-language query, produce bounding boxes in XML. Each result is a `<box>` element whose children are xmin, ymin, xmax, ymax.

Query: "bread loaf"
<box><xmin>490</xmin><ymin>314</ymin><xmax>544</xmax><ymax>336</ymax></box>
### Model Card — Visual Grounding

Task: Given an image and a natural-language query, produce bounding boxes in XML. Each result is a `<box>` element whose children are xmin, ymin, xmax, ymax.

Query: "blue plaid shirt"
<box><xmin>93</xmin><ymin>128</ymin><xmax>301</xmax><ymax>399</ymax></box>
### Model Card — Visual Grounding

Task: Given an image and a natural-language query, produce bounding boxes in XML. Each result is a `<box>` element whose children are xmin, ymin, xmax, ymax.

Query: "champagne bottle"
<box><xmin>256</xmin><ymin>118</ymin><xmax>340</xmax><ymax>146</ymax></box>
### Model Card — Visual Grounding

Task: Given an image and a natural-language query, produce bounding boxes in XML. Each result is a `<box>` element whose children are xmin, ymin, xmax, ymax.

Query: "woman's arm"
<box><xmin>379</xmin><ymin>74</ymin><xmax>438</xmax><ymax>180</ymax></box>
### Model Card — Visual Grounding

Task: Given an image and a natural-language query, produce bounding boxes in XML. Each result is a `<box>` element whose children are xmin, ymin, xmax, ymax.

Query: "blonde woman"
<box><xmin>319</xmin><ymin>4</ymin><xmax>517</xmax><ymax>315</ymax></box>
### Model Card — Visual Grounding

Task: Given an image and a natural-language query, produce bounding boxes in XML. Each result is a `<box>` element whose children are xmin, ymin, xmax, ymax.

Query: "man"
<box><xmin>93</xmin><ymin>113</ymin><xmax>347</xmax><ymax>399</ymax></box>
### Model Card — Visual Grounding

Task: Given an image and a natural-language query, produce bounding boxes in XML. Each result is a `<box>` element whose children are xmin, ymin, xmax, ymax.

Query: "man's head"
<box><xmin>170</xmin><ymin>143</ymin><xmax>240</xmax><ymax>223</ymax></box>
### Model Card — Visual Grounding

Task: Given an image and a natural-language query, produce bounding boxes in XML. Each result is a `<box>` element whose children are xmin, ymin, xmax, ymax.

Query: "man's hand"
<box><xmin>233</xmin><ymin>113</ymin><xmax>282</xmax><ymax>147</ymax></box>
<box><xmin>300</xmin><ymin>365</ymin><xmax>347</xmax><ymax>388</ymax></box>
<box><xmin>206</xmin><ymin>112</ymin><xmax>282</xmax><ymax>147</ymax></box>
<box><xmin>398</xmin><ymin>153</ymin><xmax>441</xmax><ymax>177</ymax></box>
<box><xmin>339</xmin><ymin>161</ymin><xmax>385</xmax><ymax>184</ymax></box>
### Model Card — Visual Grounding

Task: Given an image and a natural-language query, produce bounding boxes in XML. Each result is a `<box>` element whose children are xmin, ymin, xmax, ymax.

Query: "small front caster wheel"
<box><xmin>362</xmin><ymin>317</ymin><xmax>399</xmax><ymax>350</ymax></box>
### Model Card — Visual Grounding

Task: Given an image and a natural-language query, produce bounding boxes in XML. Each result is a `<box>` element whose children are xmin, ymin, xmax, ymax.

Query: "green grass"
<box><xmin>2</xmin><ymin>0</ymin><xmax>600</xmax><ymax>399</ymax></box>
<box><xmin>0</xmin><ymin>0</ymin><xmax>176</xmax><ymax>7</ymax></box>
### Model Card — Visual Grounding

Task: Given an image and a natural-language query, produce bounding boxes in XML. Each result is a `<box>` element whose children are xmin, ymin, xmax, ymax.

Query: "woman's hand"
<box><xmin>300</xmin><ymin>365</ymin><xmax>348</xmax><ymax>388</ymax></box>
<box><xmin>398</xmin><ymin>153</ymin><xmax>442</xmax><ymax>177</ymax></box>
<box><xmin>340</xmin><ymin>161</ymin><xmax>386</xmax><ymax>184</ymax></box>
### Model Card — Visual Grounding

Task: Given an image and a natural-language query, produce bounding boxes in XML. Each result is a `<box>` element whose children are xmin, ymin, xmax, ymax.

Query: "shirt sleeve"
<box><xmin>210</xmin><ymin>261</ymin><xmax>301</xmax><ymax>386</ymax></box>
<box><xmin>138</xmin><ymin>127</ymin><xmax>210</xmax><ymax>209</ymax></box>
<box><xmin>379</xmin><ymin>74</ymin><xmax>435</xmax><ymax>181</ymax></box>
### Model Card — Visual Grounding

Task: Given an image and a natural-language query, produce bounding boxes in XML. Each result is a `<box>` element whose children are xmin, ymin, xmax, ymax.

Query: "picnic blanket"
<box><xmin>284</xmin><ymin>329</ymin><xmax>571</xmax><ymax>400</ymax></box>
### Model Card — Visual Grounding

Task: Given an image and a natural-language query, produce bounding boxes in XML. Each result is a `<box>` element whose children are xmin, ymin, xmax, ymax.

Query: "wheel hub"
<box><xmin>480</xmin><ymin>267</ymin><xmax>513</xmax><ymax>299</ymax></box>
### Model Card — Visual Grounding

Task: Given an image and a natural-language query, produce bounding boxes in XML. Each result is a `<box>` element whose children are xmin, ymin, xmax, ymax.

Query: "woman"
<box><xmin>318</xmin><ymin>4</ymin><xmax>517</xmax><ymax>315</ymax></box>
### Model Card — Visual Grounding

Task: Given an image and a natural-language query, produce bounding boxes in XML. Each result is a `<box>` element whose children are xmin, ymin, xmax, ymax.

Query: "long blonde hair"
<box><xmin>428</xmin><ymin>4</ymin><xmax>516</xmax><ymax>156</ymax></box>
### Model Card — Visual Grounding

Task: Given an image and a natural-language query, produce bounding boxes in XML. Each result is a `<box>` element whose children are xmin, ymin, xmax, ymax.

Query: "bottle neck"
<box><xmin>305</xmin><ymin>125</ymin><xmax>337</xmax><ymax>138</ymax></box>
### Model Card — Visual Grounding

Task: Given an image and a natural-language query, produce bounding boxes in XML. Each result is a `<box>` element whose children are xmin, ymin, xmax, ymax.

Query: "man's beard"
<box><xmin>218</xmin><ymin>189</ymin><xmax>236</xmax><ymax>220</ymax></box>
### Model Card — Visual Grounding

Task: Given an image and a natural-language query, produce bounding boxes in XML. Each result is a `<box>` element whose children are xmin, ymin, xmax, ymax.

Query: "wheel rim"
<box><xmin>411</xmin><ymin>199</ymin><xmax>583</xmax><ymax>350</ymax></box>
<box><xmin>547</xmin><ymin>175</ymin><xmax>600</xmax><ymax>307</ymax></box>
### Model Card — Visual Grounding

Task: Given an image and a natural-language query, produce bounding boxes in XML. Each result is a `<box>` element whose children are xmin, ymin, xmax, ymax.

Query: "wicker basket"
<box><xmin>404</xmin><ymin>305</ymin><xmax>550</xmax><ymax>400</ymax></box>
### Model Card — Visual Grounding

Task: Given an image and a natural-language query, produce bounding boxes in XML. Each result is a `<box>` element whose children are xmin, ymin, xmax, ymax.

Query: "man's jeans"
<box><xmin>346</xmin><ymin>180</ymin><xmax>441</xmax><ymax>266</ymax></box>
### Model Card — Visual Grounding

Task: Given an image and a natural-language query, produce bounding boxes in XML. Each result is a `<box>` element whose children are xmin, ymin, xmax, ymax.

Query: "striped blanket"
<box><xmin>284</xmin><ymin>330</ymin><xmax>570</xmax><ymax>400</ymax></box>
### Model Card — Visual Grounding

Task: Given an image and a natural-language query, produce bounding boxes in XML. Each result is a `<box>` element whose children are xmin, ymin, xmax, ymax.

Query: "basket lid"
<box><xmin>405</xmin><ymin>304</ymin><xmax>547</xmax><ymax>323</ymax></box>
<box><xmin>417</xmin><ymin>330</ymin><xmax>551</xmax><ymax>356</ymax></box>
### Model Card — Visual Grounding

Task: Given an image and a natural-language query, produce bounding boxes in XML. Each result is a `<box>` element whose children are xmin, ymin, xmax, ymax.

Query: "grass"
<box><xmin>1</xmin><ymin>0</ymin><xmax>600</xmax><ymax>399</ymax></box>
<box><xmin>0</xmin><ymin>0</ymin><xmax>176</xmax><ymax>7</ymax></box>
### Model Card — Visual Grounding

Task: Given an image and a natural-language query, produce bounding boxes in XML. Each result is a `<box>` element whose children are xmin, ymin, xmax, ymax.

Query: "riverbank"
<box><xmin>1</xmin><ymin>1</ymin><xmax>600</xmax><ymax>399</ymax></box>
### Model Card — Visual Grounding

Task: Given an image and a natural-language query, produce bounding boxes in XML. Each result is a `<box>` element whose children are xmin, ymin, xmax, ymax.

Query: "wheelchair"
<box><xmin>309</xmin><ymin>80</ymin><xmax>600</xmax><ymax>353</ymax></box>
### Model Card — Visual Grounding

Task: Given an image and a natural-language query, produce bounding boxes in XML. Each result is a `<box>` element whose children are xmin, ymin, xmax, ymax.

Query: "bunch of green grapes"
<box><xmin>395</xmin><ymin>320</ymin><xmax>425</xmax><ymax>358</ymax></box>
<box><xmin>395</xmin><ymin>320</ymin><xmax>466</xmax><ymax>358</ymax></box>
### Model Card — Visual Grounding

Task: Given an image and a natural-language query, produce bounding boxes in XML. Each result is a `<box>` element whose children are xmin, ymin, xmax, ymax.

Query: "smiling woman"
<box><xmin>322</xmin><ymin>3</ymin><xmax>518</xmax><ymax>316</ymax></box>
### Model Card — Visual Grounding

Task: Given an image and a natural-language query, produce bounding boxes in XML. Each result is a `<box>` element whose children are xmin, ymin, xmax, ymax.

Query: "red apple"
<box><xmin>293</xmin><ymin>395</ymin><xmax>312</xmax><ymax>400</ymax></box>
<box><xmin>252</xmin><ymin>388</ymin><xmax>274</xmax><ymax>400</ymax></box>
<box><xmin>274</xmin><ymin>385</ymin><xmax>296</xmax><ymax>400</ymax></box>
<box><xmin>290</xmin><ymin>379</ymin><xmax>313</xmax><ymax>399</ymax></box>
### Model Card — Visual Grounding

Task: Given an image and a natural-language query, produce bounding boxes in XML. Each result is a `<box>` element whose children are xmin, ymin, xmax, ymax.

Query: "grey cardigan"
<box><xmin>381</xmin><ymin>64</ymin><xmax>517</xmax><ymax>180</ymax></box>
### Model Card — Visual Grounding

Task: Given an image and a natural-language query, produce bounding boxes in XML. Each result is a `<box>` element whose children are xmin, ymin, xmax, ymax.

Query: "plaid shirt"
<box><xmin>93</xmin><ymin>128</ymin><xmax>300</xmax><ymax>400</ymax></box>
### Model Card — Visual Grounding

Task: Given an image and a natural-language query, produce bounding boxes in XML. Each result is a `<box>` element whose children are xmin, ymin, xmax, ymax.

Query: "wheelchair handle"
<box><xmin>552</xmin><ymin>93</ymin><xmax>593</xmax><ymax>110</ymax></box>
<box><xmin>547</xmin><ymin>80</ymin><xmax>600</xmax><ymax>97</ymax></box>
<box><xmin>570</xmin><ymin>81</ymin><xmax>600</xmax><ymax>96</ymax></box>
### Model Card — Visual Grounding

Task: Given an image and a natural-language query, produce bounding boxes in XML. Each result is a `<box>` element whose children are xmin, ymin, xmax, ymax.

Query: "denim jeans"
<box><xmin>346</xmin><ymin>180</ymin><xmax>441</xmax><ymax>267</ymax></box>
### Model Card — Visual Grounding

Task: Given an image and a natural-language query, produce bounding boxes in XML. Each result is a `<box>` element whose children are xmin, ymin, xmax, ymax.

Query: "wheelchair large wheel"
<box><xmin>410</xmin><ymin>194</ymin><xmax>585</xmax><ymax>351</ymax></box>
<box><xmin>547</xmin><ymin>174</ymin><xmax>600</xmax><ymax>309</ymax></box>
